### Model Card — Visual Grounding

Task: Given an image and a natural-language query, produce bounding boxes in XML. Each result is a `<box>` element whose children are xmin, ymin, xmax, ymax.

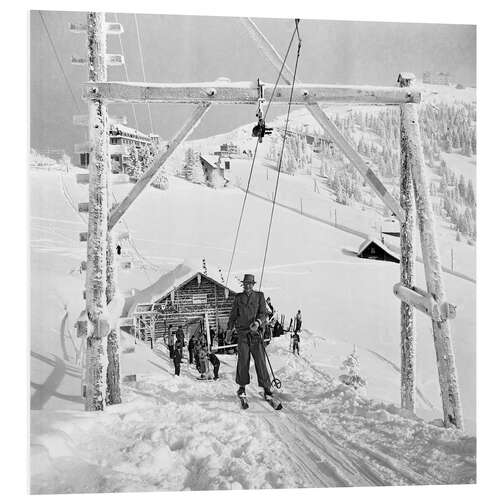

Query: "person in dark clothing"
<box><xmin>188</xmin><ymin>335</ymin><xmax>195</xmax><ymax>364</ymax></box>
<box><xmin>173</xmin><ymin>340</ymin><xmax>182</xmax><ymax>376</ymax></box>
<box><xmin>209</xmin><ymin>327</ymin><xmax>216</xmax><ymax>348</ymax></box>
<box><xmin>291</xmin><ymin>332</ymin><xmax>300</xmax><ymax>355</ymax></box>
<box><xmin>209</xmin><ymin>352</ymin><xmax>220</xmax><ymax>380</ymax></box>
<box><xmin>294</xmin><ymin>310</ymin><xmax>302</xmax><ymax>333</ymax></box>
<box><xmin>167</xmin><ymin>324</ymin><xmax>175</xmax><ymax>359</ymax></box>
<box><xmin>273</xmin><ymin>321</ymin><xmax>284</xmax><ymax>337</ymax></box>
<box><xmin>266</xmin><ymin>296</ymin><xmax>274</xmax><ymax>320</ymax></box>
<box><xmin>227</xmin><ymin>274</ymin><xmax>272</xmax><ymax>398</ymax></box>
<box><xmin>176</xmin><ymin>325</ymin><xmax>185</xmax><ymax>360</ymax></box>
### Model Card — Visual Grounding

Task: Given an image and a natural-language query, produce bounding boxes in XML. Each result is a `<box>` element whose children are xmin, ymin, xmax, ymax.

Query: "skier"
<box><xmin>209</xmin><ymin>351</ymin><xmax>220</xmax><ymax>380</ymax></box>
<box><xmin>173</xmin><ymin>340</ymin><xmax>182</xmax><ymax>376</ymax></box>
<box><xmin>167</xmin><ymin>324</ymin><xmax>175</xmax><ymax>359</ymax></box>
<box><xmin>176</xmin><ymin>325</ymin><xmax>185</xmax><ymax>360</ymax></box>
<box><xmin>266</xmin><ymin>296</ymin><xmax>274</xmax><ymax>320</ymax></box>
<box><xmin>188</xmin><ymin>334</ymin><xmax>195</xmax><ymax>365</ymax></box>
<box><xmin>291</xmin><ymin>331</ymin><xmax>300</xmax><ymax>355</ymax></box>
<box><xmin>294</xmin><ymin>309</ymin><xmax>302</xmax><ymax>333</ymax></box>
<box><xmin>227</xmin><ymin>273</ymin><xmax>274</xmax><ymax>406</ymax></box>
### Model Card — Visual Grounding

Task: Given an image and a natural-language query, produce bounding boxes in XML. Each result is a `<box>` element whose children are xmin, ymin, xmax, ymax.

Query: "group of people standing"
<box><xmin>164</xmin><ymin>323</ymin><xmax>220</xmax><ymax>380</ymax></box>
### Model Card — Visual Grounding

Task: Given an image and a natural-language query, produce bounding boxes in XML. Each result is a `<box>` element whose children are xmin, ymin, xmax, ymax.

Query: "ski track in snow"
<box><xmin>31</xmin><ymin>337</ymin><xmax>475</xmax><ymax>493</ymax></box>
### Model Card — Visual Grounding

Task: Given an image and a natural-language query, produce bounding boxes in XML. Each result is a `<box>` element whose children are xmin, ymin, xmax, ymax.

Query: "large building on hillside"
<box><xmin>77</xmin><ymin>122</ymin><xmax>159</xmax><ymax>172</ymax></box>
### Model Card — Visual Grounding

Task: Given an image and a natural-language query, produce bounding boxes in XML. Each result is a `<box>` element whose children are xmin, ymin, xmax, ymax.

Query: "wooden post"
<box><xmin>399</xmin><ymin>73</ymin><xmax>417</xmax><ymax>413</ymax></box>
<box><xmin>84</xmin><ymin>12</ymin><xmax>109</xmax><ymax>411</ymax></box>
<box><xmin>399</xmin><ymin>73</ymin><xmax>464</xmax><ymax>429</ymax></box>
<box><xmin>106</xmin><ymin>231</ymin><xmax>121</xmax><ymax>404</ymax></box>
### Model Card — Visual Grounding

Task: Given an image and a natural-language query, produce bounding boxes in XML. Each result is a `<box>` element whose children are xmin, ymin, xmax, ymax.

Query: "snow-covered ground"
<box><xmin>31</xmin><ymin>335</ymin><xmax>475</xmax><ymax>494</ymax></box>
<box><xmin>30</xmin><ymin>87</ymin><xmax>476</xmax><ymax>491</ymax></box>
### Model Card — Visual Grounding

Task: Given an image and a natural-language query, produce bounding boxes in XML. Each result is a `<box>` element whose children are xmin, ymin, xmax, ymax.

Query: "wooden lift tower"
<box><xmin>71</xmin><ymin>12</ymin><xmax>463</xmax><ymax>430</ymax></box>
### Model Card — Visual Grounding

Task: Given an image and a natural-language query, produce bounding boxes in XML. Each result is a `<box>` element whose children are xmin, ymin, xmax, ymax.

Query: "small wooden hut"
<box><xmin>357</xmin><ymin>238</ymin><xmax>400</xmax><ymax>263</ymax></box>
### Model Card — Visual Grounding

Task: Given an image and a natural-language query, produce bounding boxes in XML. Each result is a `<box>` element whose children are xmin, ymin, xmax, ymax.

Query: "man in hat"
<box><xmin>227</xmin><ymin>274</ymin><xmax>273</xmax><ymax>400</ymax></box>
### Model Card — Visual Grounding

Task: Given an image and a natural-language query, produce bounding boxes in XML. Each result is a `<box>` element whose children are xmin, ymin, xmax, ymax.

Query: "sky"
<box><xmin>30</xmin><ymin>10</ymin><xmax>476</xmax><ymax>157</ymax></box>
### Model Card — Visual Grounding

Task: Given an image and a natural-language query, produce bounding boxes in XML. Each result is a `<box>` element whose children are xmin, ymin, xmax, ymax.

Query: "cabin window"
<box><xmin>80</xmin><ymin>153</ymin><xmax>89</xmax><ymax>166</ymax></box>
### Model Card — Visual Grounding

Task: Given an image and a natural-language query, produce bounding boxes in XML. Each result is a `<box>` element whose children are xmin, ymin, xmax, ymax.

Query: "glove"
<box><xmin>249</xmin><ymin>321</ymin><xmax>260</xmax><ymax>333</ymax></box>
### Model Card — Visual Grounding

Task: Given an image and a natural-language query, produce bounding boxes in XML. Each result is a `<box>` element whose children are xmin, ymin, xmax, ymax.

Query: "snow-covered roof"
<box><xmin>200</xmin><ymin>154</ymin><xmax>224</xmax><ymax>169</ymax></box>
<box><xmin>123</xmin><ymin>260</ymin><xmax>241</xmax><ymax>316</ymax></box>
<box><xmin>109</xmin><ymin>122</ymin><xmax>151</xmax><ymax>141</ymax></box>
<box><xmin>357</xmin><ymin>238</ymin><xmax>400</xmax><ymax>261</ymax></box>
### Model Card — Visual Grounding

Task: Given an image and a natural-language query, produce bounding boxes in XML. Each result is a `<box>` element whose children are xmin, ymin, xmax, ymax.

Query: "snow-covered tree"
<box><xmin>126</xmin><ymin>146</ymin><xmax>141</xmax><ymax>180</ymax></box>
<box><xmin>152</xmin><ymin>165</ymin><xmax>169</xmax><ymax>190</ymax></box>
<box><xmin>339</xmin><ymin>346</ymin><xmax>366</xmax><ymax>389</ymax></box>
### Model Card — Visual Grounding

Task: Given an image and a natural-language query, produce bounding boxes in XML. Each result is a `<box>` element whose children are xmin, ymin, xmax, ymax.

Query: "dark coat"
<box><xmin>173</xmin><ymin>347</ymin><xmax>182</xmax><ymax>364</ymax></box>
<box><xmin>228</xmin><ymin>290</ymin><xmax>267</xmax><ymax>334</ymax></box>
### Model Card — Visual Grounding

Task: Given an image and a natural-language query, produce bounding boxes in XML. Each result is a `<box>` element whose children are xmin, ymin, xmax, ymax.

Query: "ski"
<box><xmin>263</xmin><ymin>393</ymin><xmax>283</xmax><ymax>410</ymax></box>
<box><xmin>239</xmin><ymin>394</ymin><xmax>249</xmax><ymax>410</ymax></box>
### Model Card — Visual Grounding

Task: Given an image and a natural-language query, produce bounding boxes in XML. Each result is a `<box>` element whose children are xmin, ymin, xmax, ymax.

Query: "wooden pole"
<box><xmin>399</xmin><ymin>74</ymin><xmax>417</xmax><ymax>413</ymax></box>
<box><xmin>84</xmin><ymin>12</ymin><xmax>109</xmax><ymax>411</ymax></box>
<box><xmin>400</xmin><ymin>75</ymin><xmax>464</xmax><ymax>429</ymax></box>
<box><xmin>106</xmin><ymin>231</ymin><xmax>121</xmax><ymax>404</ymax></box>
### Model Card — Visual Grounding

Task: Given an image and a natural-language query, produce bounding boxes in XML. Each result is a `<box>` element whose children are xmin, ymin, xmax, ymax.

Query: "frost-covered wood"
<box><xmin>109</xmin><ymin>103</ymin><xmax>211</xmax><ymax>229</ymax></box>
<box><xmin>400</xmin><ymin>90</ymin><xmax>464</xmax><ymax>430</ymax></box>
<box><xmin>239</xmin><ymin>17</ymin><xmax>404</xmax><ymax>222</ymax></box>
<box><xmin>393</xmin><ymin>283</ymin><xmax>457</xmax><ymax>321</ymax></box>
<box><xmin>399</xmin><ymin>75</ymin><xmax>417</xmax><ymax>412</ymax></box>
<box><xmin>83</xmin><ymin>81</ymin><xmax>420</xmax><ymax>105</ymax></box>
<box><xmin>84</xmin><ymin>11</ymin><xmax>110</xmax><ymax>411</ymax></box>
<box><xmin>106</xmin><ymin>232</ymin><xmax>121</xmax><ymax>405</ymax></box>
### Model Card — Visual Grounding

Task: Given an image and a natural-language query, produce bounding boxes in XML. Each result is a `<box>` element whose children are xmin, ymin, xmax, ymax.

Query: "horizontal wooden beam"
<box><xmin>108</xmin><ymin>103</ymin><xmax>211</xmax><ymax>230</ymax></box>
<box><xmin>83</xmin><ymin>81</ymin><xmax>420</xmax><ymax>105</ymax></box>
<box><xmin>393</xmin><ymin>283</ymin><xmax>456</xmax><ymax>321</ymax></box>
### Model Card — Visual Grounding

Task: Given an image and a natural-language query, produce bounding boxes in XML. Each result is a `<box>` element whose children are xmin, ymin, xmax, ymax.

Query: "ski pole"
<box><xmin>260</xmin><ymin>334</ymin><xmax>282</xmax><ymax>389</ymax></box>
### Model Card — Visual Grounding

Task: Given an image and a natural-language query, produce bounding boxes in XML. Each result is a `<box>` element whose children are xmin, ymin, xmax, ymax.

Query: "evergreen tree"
<box><xmin>339</xmin><ymin>346</ymin><xmax>366</xmax><ymax>389</ymax></box>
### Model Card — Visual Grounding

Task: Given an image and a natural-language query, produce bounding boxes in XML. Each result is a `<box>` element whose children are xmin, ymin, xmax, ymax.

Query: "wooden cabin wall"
<box><xmin>136</xmin><ymin>275</ymin><xmax>237</xmax><ymax>340</ymax></box>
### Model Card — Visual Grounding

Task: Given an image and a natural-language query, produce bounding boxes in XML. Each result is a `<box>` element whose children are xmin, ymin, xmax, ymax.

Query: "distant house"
<box><xmin>357</xmin><ymin>238</ymin><xmax>400</xmax><ymax>263</ymax></box>
<box><xmin>217</xmin><ymin>142</ymin><xmax>240</xmax><ymax>158</ymax></box>
<box><xmin>422</xmin><ymin>71</ymin><xmax>452</xmax><ymax>86</ymax></box>
<box><xmin>200</xmin><ymin>154</ymin><xmax>230</xmax><ymax>188</ymax></box>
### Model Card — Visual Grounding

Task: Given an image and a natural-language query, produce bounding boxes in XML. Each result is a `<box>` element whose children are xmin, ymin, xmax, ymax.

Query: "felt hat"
<box><xmin>242</xmin><ymin>274</ymin><xmax>256</xmax><ymax>284</ymax></box>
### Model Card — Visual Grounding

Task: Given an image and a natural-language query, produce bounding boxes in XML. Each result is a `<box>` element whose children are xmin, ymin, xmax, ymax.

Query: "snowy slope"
<box><xmin>31</xmin><ymin>335</ymin><xmax>475</xmax><ymax>494</ymax></box>
<box><xmin>31</xmin><ymin>163</ymin><xmax>475</xmax><ymax>425</ymax></box>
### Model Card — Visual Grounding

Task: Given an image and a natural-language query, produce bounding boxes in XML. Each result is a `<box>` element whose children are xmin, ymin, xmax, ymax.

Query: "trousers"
<box><xmin>236</xmin><ymin>333</ymin><xmax>271</xmax><ymax>388</ymax></box>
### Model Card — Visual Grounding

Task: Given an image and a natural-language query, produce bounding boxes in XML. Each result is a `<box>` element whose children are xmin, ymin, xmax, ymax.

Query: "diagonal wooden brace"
<box><xmin>240</xmin><ymin>17</ymin><xmax>404</xmax><ymax>222</ymax></box>
<box><xmin>108</xmin><ymin>103</ymin><xmax>211</xmax><ymax>230</ymax></box>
